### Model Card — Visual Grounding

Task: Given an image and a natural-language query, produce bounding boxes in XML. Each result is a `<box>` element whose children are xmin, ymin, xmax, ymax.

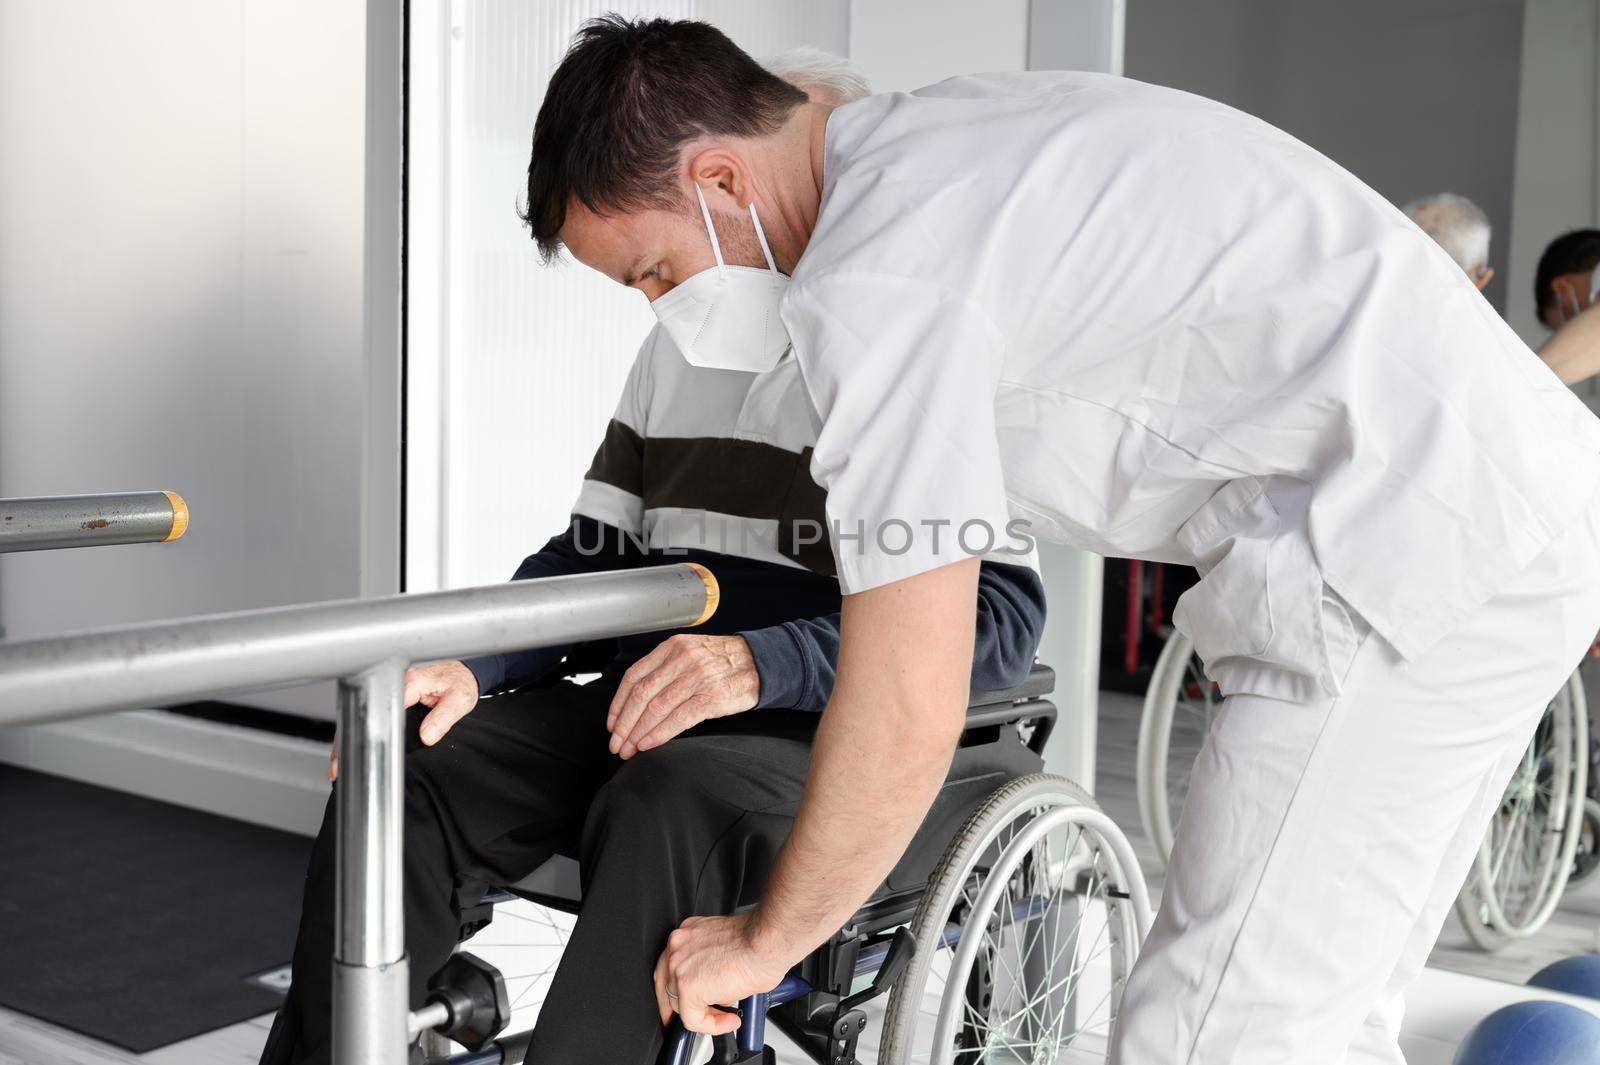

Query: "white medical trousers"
<box><xmin>1112</xmin><ymin>492</ymin><xmax>1600</xmax><ymax>1065</ymax></box>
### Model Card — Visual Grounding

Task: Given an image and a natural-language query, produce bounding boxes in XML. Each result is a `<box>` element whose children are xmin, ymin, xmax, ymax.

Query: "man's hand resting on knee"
<box><xmin>328</xmin><ymin>660</ymin><xmax>480</xmax><ymax>781</ymax></box>
<box><xmin>607</xmin><ymin>634</ymin><xmax>760</xmax><ymax>759</ymax></box>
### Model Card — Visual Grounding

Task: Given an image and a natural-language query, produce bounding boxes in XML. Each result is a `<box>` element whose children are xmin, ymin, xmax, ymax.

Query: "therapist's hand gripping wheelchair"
<box><xmin>421</xmin><ymin>665</ymin><xmax>1152</xmax><ymax>1065</ymax></box>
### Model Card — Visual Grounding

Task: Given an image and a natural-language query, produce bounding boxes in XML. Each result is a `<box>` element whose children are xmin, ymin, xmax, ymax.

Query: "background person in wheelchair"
<box><xmin>256</xmin><ymin>62</ymin><xmax>1045</xmax><ymax>1062</ymax></box>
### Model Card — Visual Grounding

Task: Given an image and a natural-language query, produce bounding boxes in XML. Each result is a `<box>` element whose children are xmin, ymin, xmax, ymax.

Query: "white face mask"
<box><xmin>650</xmin><ymin>184</ymin><xmax>791</xmax><ymax>373</ymax></box>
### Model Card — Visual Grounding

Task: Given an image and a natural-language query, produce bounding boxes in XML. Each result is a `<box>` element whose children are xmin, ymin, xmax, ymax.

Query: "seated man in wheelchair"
<box><xmin>257</xmin><ymin>317</ymin><xmax>1046</xmax><ymax>1065</ymax></box>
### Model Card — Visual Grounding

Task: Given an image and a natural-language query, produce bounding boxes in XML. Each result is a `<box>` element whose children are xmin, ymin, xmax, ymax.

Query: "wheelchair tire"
<box><xmin>879</xmin><ymin>774</ymin><xmax>1152</xmax><ymax>1065</ymax></box>
<box><xmin>1454</xmin><ymin>669</ymin><xmax>1588</xmax><ymax>951</ymax></box>
<box><xmin>1135</xmin><ymin>630</ymin><xmax>1220</xmax><ymax>869</ymax></box>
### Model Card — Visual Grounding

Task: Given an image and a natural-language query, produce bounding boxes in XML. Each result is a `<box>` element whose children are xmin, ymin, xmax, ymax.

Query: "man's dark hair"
<box><xmin>1535</xmin><ymin>229</ymin><xmax>1600</xmax><ymax>322</ymax></box>
<box><xmin>522</xmin><ymin>16</ymin><xmax>807</xmax><ymax>262</ymax></box>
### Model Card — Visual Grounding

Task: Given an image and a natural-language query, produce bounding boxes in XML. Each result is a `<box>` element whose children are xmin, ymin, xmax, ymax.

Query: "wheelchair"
<box><xmin>1135</xmin><ymin>629</ymin><xmax>1592</xmax><ymax>953</ymax></box>
<box><xmin>417</xmin><ymin>664</ymin><xmax>1152</xmax><ymax>1064</ymax></box>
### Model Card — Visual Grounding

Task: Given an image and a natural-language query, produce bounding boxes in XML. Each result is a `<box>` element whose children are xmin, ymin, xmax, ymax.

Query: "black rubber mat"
<box><xmin>0</xmin><ymin>764</ymin><xmax>312</xmax><ymax>1051</ymax></box>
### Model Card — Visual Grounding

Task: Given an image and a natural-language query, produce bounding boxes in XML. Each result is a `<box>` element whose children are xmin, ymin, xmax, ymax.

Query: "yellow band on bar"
<box><xmin>162</xmin><ymin>491</ymin><xmax>190</xmax><ymax>542</ymax></box>
<box><xmin>684</xmin><ymin>562</ymin><xmax>719</xmax><ymax>626</ymax></box>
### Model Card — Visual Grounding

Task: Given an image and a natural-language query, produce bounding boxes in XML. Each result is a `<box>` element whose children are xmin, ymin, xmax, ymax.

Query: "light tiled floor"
<box><xmin>5</xmin><ymin>689</ymin><xmax>1600</xmax><ymax>1064</ymax></box>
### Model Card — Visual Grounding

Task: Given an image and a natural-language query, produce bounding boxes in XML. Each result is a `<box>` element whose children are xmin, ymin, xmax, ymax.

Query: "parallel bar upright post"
<box><xmin>333</xmin><ymin>658</ymin><xmax>410</xmax><ymax>1064</ymax></box>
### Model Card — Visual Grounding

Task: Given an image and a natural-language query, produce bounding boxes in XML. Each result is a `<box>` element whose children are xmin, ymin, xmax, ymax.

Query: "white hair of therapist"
<box><xmin>1403</xmin><ymin>192</ymin><xmax>1493</xmax><ymax>290</ymax></box>
<box><xmin>761</xmin><ymin>46</ymin><xmax>870</xmax><ymax>105</ymax></box>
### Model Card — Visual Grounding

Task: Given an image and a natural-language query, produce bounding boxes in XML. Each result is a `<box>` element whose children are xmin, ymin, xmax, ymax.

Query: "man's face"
<box><xmin>1543</xmin><ymin>269</ymin><xmax>1597</xmax><ymax>329</ymax></box>
<box><xmin>560</xmin><ymin>186</ymin><xmax>773</xmax><ymax>304</ymax></box>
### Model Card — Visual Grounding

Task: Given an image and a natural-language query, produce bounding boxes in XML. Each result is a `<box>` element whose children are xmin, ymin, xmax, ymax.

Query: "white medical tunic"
<box><xmin>781</xmin><ymin>71</ymin><xmax>1600</xmax><ymax>700</ymax></box>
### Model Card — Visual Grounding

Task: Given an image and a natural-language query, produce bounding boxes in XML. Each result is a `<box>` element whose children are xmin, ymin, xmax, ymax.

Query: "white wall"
<box><xmin>850</xmin><ymin>0</ymin><xmax>1030</xmax><ymax>92</ymax></box>
<box><xmin>1124</xmin><ymin>0</ymin><xmax>1527</xmax><ymax>319</ymax></box>
<box><xmin>0</xmin><ymin>1</ymin><xmax>375</xmax><ymax>716</ymax></box>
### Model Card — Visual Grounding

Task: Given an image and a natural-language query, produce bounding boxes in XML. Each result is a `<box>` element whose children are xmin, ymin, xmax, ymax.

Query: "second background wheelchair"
<box><xmin>1135</xmin><ymin>628</ymin><xmax>1594</xmax><ymax>953</ymax></box>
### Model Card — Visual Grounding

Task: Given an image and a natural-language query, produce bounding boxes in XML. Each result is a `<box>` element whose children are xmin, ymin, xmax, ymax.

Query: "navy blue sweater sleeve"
<box><xmin>741</xmin><ymin>560</ymin><xmax>1047</xmax><ymax>712</ymax></box>
<box><xmin>461</xmin><ymin>516</ymin><xmax>645</xmax><ymax>696</ymax></box>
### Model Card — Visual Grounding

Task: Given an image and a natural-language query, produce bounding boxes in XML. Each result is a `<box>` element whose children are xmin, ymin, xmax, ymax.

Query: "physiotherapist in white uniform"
<box><xmin>523</xmin><ymin>17</ymin><xmax>1600</xmax><ymax>1064</ymax></box>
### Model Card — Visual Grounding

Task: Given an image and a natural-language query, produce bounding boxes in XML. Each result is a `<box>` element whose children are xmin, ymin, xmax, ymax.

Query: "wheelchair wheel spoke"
<box><xmin>506</xmin><ymin>956</ymin><xmax>563</xmax><ymax>1009</ymax></box>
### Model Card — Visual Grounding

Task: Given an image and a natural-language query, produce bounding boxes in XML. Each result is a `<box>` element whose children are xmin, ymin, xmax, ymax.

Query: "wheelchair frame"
<box><xmin>435</xmin><ymin>667</ymin><xmax>1062</xmax><ymax>1065</ymax></box>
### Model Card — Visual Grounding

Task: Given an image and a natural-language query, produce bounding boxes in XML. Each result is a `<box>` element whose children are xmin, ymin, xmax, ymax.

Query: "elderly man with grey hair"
<box><xmin>1404</xmin><ymin>192</ymin><xmax>1494</xmax><ymax>290</ymax></box>
<box><xmin>762</xmin><ymin>45</ymin><xmax>870</xmax><ymax>105</ymax></box>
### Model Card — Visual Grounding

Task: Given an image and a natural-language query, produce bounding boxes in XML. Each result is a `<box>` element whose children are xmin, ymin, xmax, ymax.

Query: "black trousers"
<box><xmin>258</xmin><ymin>675</ymin><xmax>818</xmax><ymax>1065</ymax></box>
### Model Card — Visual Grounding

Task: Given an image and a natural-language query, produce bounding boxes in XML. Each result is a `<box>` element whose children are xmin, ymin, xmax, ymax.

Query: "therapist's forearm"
<box><xmin>747</xmin><ymin>558</ymin><xmax>981</xmax><ymax>958</ymax></box>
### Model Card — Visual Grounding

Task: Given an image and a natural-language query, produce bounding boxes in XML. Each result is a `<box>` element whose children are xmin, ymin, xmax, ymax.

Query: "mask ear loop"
<box><xmin>748</xmin><ymin>202</ymin><xmax>780</xmax><ymax>277</ymax></box>
<box><xmin>693</xmin><ymin>184</ymin><xmax>726</xmax><ymax>274</ymax></box>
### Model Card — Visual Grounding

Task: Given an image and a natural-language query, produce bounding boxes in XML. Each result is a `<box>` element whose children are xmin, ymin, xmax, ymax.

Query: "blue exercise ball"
<box><xmin>1529</xmin><ymin>956</ymin><xmax>1600</xmax><ymax>1001</ymax></box>
<box><xmin>1453</xmin><ymin>1001</ymin><xmax>1600</xmax><ymax>1064</ymax></box>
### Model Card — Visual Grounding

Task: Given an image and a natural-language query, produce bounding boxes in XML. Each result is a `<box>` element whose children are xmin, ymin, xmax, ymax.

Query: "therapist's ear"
<box><xmin>1473</xmin><ymin>266</ymin><xmax>1494</xmax><ymax>291</ymax></box>
<box><xmin>686</xmin><ymin>147</ymin><xmax>753</xmax><ymax>212</ymax></box>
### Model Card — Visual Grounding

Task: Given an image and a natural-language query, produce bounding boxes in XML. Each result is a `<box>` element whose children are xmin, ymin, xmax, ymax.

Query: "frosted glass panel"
<box><xmin>410</xmin><ymin>0</ymin><xmax>848</xmax><ymax>590</ymax></box>
<box><xmin>433</xmin><ymin>0</ymin><xmax>689</xmax><ymax>589</ymax></box>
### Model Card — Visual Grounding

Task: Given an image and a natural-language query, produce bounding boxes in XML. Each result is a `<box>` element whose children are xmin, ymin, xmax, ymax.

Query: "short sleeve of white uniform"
<box><xmin>783</xmin><ymin>272</ymin><xmax>1013</xmax><ymax>595</ymax></box>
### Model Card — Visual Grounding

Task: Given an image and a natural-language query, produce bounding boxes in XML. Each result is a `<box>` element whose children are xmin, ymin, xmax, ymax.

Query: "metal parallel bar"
<box><xmin>0</xmin><ymin>492</ymin><xmax>188</xmax><ymax>553</ymax></box>
<box><xmin>0</xmin><ymin>563</ymin><xmax>717</xmax><ymax>1065</ymax></box>
<box><xmin>333</xmin><ymin>660</ymin><xmax>409</xmax><ymax>1063</ymax></box>
<box><xmin>0</xmin><ymin>563</ymin><xmax>718</xmax><ymax>727</ymax></box>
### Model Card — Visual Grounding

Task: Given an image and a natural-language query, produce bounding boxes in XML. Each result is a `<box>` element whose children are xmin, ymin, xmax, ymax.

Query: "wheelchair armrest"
<box><xmin>967</xmin><ymin>662</ymin><xmax>1055</xmax><ymax>710</ymax></box>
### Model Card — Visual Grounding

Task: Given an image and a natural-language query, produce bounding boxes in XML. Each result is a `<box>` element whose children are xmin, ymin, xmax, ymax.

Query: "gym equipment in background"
<box><xmin>0</xmin><ymin>491</ymin><xmax>189</xmax><ymax>552</ymax></box>
<box><xmin>1451</xmin><ymin>1000</ymin><xmax>1600</xmax><ymax>1064</ymax></box>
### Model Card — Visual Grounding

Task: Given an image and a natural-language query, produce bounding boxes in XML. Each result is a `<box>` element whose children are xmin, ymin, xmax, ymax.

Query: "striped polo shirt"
<box><xmin>575</xmin><ymin>325</ymin><xmax>1036</xmax><ymax>579</ymax></box>
<box><xmin>462</xmin><ymin>326</ymin><xmax>1046</xmax><ymax>708</ymax></box>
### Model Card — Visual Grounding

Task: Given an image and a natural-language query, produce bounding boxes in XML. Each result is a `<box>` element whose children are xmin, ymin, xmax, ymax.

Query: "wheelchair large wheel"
<box><xmin>1135</xmin><ymin>630</ymin><xmax>1220</xmax><ymax>868</ymax></box>
<box><xmin>1454</xmin><ymin>670</ymin><xmax>1588</xmax><ymax>951</ymax></box>
<box><xmin>879</xmin><ymin>774</ymin><xmax>1152</xmax><ymax>1064</ymax></box>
